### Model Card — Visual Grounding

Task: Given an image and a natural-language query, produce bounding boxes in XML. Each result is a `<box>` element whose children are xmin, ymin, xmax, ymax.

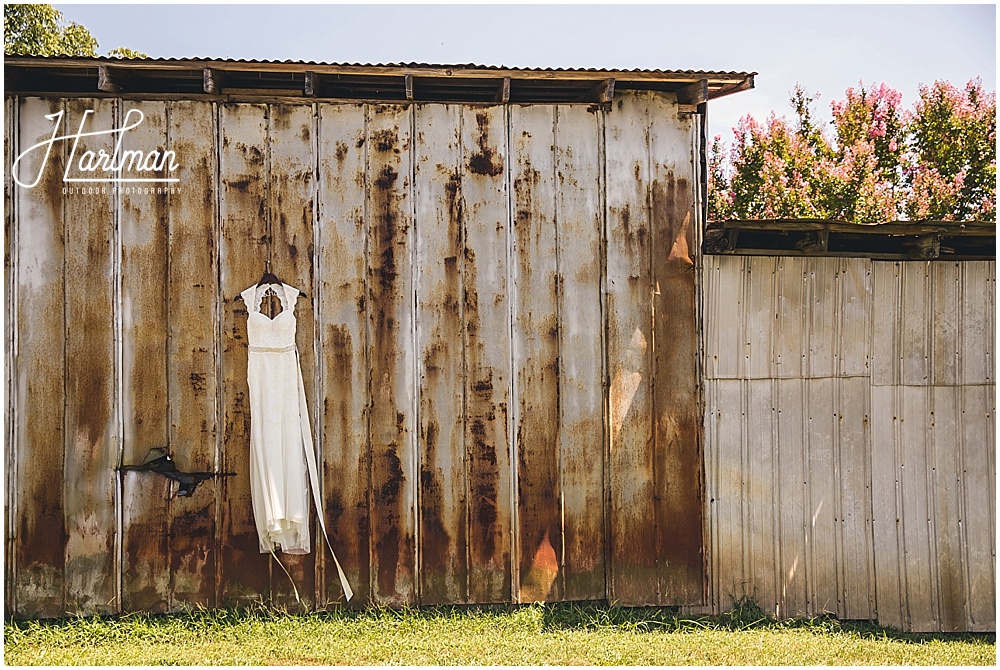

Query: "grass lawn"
<box><xmin>4</xmin><ymin>601</ymin><xmax>995</xmax><ymax>666</ymax></box>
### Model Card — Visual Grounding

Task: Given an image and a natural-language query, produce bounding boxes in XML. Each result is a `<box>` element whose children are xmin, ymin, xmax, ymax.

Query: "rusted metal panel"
<box><xmin>366</xmin><ymin>103</ymin><xmax>417</xmax><ymax>606</ymax></box>
<box><xmin>510</xmin><ymin>104</ymin><xmax>562</xmax><ymax>603</ymax></box>
<box><xmin>604</xmin><ymin>93</ymin><xmax>656</xmax><ymax>605</ymax></box>
<box><xmin>745</xmin><ymin>378</ymin><xmax>778</xmax><ymax>613</ymax></box>
<box><xmin>702</xmin><ymin>256</ymin><xmax>746</xmax><ymax>380</ymax></box>
<box><xmin>119</xmin><ymin>100</ymin><xmax>171</xmax><ymax>613</ymax></box>
<box><xmin>414</xmin><ymin>103</ymin><xmax>468</xmax><ymax>604</ymax></box>
<box><xmin>745</xmin><ymin>257</ymin><xmax>777</xmax><ymax>380</ymax></box>
<box><xmin>705</xmin><ymin>255</ymin><xmax>993</xmax><ymax>631</ymax></box>
<box><xmin>648</xmin><ymin>93</ymin><xmax>703</xmax><ymax>605</ymax></box>
<box><xmin>218</xmin><ymin>102</ymin><xmax>271</xmax><ymax>605</ymax></box>
<box><xmin>870</xmin><ymin>384</ymin><xmax>904</xmax><ymax>629</ymax></box>
<box><xmin>900</xmin><ymin>264</ymin><xmax>931</xmax><ymax>385</ymax></box>
<box><xmin>835</xmin><ymin>375</ymin><xmax>876</xmax><ymax>621</ymax></box>
<box><xmin>316</xmin><ymin>102</ymin><xmax>370</xmax><ymax>607</ymax></box>
<box><xmin>867</xmin><ymin>258</ymin><xmax>995</xmax><ymax>632</ymax></box>
<box><xmin>870</xmin><ymin>262</ymin><xmax>898</xmax><ymax>386</ymax></box>
<box><xmin>836</xmin><ymin>259</ymin><xmax>871</xmax><ymax>378</ymax></box>
<box><xmin>61</xmin><ymin>98</ymin><xmax>118</xmax><ymax>615</ymax></box>
<box><xmin>703</xmin><ymin>378</ymin><xmax>746</xmax><ymax>611</ymax></box>
<box><xmin>554</xmin><ymin>104</ymin><xmax>605</xmax><ymax>602</ymax></box>
<box><xmin>805</xmin><ymin>376</ymin><xmax>837</xmax><ymax>614</ymax></box>
<box><xmin>704</xmin><ymin>256</ymin><xmax>882</xmax><ymax>622</ymax></box>
<box><xmin>960</xmin><ymin>384</ymin><xmax>996</xmax><ymax>632</ymax></box>
<box><xmin>704</xmin><ymin>374</ymin><xmax>876</xmax><ymax>620</ymax></box>
<box><xmin>805</xmin><ymin>258</ymin><xmax>839</xmax><ymax>378</ymax></box>
<box><xmin>267</xmin><ymin>103</ymin><xmax>317</xmax><ymax>610</ymax></box>
<box><xmin>775</xmin><ymin>378</ymin><xmax>807</xmax><ymax>618</ymax></box>
<box><xmin>931</xmin><ymin>385</ymin><xmax>968</xmax><ymax>632</ymax></box>
<box><xmin>871</xmin><ymin>383</ymin><xmax>996</xmax><ymax>632</ymax></box>
<box><xmin>772</xmin><ymin>258</ymin><xmax>806</xmax><ymax>379</ymax></box>
<box><xmin>166</xmin><ymin>100</ymin><xmax>220</xmax><ymax>609</ymax></box>
<box><xmin>959</xmin><ymin>262</ymin><xmax>994</xmax><ymax>386</ymax></box>
<box><xmin>931</xmin><ymin>262</ymin><xmax>961</xmax><ymax>385</ymax></box>
<box><xmin>12</xmin><ymin>97</ymin><xmax>68</xmax><ymax>618</ymax></box>
<box><xmin>460</xmin><ymin>105</ymin><xmax>512</xmax><ymax>603</ymax></box>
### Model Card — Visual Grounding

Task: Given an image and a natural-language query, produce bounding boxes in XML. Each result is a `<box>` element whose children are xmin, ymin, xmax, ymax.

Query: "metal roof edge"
<box><xmin>3</xmin><ymin>54</ymin><xmax>756</xmax><ymax>80</ymax></box>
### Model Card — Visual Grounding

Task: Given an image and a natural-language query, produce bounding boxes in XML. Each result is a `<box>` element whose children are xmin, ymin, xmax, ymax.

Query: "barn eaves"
<box><xmin>705</xmin><ymin>219</ymin><xmax>996</xmax><ymax>261</ymax></box>
<box><xmin>3</xmin><ymin>56</ymin><xmax>755</xmax><ymax>107</ymax></box>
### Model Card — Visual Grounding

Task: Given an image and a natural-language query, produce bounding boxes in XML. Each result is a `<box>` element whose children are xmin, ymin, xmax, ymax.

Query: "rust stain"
<box><xmin>368</xmin><ymin>114</ymin><xmax>414</xmax><ymax>603</ymax></box>
<box><xmin>651</xmin><ymin>176</ymin><xmax>693</xmax><ymax>266</ymax></box>
<box><xmin>189</xmin><ymin>372</ymin><xmax>206</xmax><ymax>394</ymax></box>
<box><xmin>648</xmin><ymin>167</ymin><xmax>701</xmax><ymax>604</ymax></box>
<box><xmin>335</xmin><ymin>141</ymin><xmax>349</xmax><ymax>163</ymax></box>
<box><xmin>461</xmin><ymin>234</ymin><xmax>507</xmax><ymax>584</ymax></box>
<box><xmin>467</xmin><ymin>112</ymin><xmax>503</xmax><ymax>177</ymax></box>
<box><xmin>371</xmin><ymin>128</ymin><xmax>398</xmax><ymax>153</ymax></box>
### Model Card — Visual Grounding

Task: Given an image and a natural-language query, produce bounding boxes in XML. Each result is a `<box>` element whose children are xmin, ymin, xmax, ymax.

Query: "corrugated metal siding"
<box><xmin>5</xmin><ymin>90</ymin><xmax>704</xmax><ymax>616</ymax></box>
<box><xmin>703</xmin><ymin>255</ymin><xmax>996</xmax><ymax>632</ymax></box>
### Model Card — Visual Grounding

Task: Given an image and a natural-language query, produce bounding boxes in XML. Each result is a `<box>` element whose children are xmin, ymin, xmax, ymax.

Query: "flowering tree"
<box><xmin>906</xmin><ymin>79</ymin><xmax>996</xmax><ymax>221</ymax></box>
<box><xmin>709</xmin><ymin>79</ymin><xmax>996</xmax><ymax>223</ymax></box>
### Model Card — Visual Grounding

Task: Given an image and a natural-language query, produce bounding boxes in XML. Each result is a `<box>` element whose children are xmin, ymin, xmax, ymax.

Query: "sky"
<box><xmin>51</xmin><ymin>2</ymin><xmax>996</xmax><ymax>144</ymax></box>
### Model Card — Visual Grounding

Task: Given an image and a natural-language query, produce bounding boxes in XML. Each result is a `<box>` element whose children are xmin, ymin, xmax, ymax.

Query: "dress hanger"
<box><xmin>234</xmin><ymin>261</ymin><xmax>307</xmax><ymax>301</ymax></box>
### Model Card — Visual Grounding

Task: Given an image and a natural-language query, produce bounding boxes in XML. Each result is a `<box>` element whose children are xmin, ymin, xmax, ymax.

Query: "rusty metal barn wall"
<box><xmin>4</xmin><ymin>91</ymin><xmax>704</xmax><ymax>616</ymax></box>
<box><xmin>703</xmin><ymin>254</ymin><xmax>996</xmax><ymax>632</ymax></box>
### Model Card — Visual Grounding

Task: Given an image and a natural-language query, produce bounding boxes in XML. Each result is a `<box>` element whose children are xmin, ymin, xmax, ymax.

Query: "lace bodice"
<box><xmin>240</xmin><ymin>283</ymin><xmax>299</xmax><ymax>349</ymax></box>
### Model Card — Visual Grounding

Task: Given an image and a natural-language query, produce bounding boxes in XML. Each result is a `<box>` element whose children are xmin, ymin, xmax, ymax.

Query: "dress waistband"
<box><xmin>248</xmin><ymin>344</ymin><xmax>297</xmax><ymax>353</ymax></box>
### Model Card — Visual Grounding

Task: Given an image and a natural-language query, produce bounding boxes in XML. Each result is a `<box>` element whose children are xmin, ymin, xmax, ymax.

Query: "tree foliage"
<box><xmin>4</xmin><ymin>4</ymin><xmax>97</xmax><ymax>56</ymax></box>
<box><xmin>4</xmin><ymin>4</ymin><xmax>147</xmax><ymax>58</ymax></box>
<box><xmin>108</xmin><ymin>47</ymin><xmax>149</xmax><ymax>59</ymax></box>
<box><xmin>710</xmin><ymin>79</ymin><xmax>996</xmax><ymax>222</ymax></box>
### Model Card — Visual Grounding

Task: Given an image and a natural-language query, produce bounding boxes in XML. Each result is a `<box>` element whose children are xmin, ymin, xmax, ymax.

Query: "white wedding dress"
<box><xmin>241</xmin><ymin>281</ymin><xmax>353</xmax><ymax>601</ymax></box>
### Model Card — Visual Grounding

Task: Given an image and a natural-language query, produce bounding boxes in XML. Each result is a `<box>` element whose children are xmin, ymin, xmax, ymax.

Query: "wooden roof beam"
<box><xmin>676</xmin><ymin>79</ymin><xmax>708</xmax><ymax>106</ymax></box>
<box><xmin>98</xmin><ymin>64</ymin><xmax>128</xmax><ymax>93</ymax></box>
<box><xmin>575</xmin><ymin>78</ymin><xmax>615</xmax><ymax>103</ymax></box>
<box><xmin>494</xmin><ymin>76</ymin><xmax>511</xmax><ymax>103</ymax></box>
<box><xmin>203</xmin><ymin>67</ymin><xmax>224</xmax><ymax>94</ymax></box>
<box><xmin>709</xmin><ymin>75</ymin><xmax>755</xmax><ymax>100</ymax></box>
<box><xmin>304</xmin><ymin>70</ymin><xmax>318</xmax><ymax>96</ymax></box>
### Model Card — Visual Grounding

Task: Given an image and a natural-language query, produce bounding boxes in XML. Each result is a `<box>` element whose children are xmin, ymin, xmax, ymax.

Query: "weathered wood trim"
<box><xmin>494</xmin><ymin>77</ymin><xmax>511</xmax><ymax>104</ymax></box>
<box><xmin>675</xmin><ymin>79</ymin><xmax>708</xmax><ymax>106</ymax></box>
<box><xmin>720</xmin><ymin>219</ymin><xmax>996</xmax><ymax>236</ymax></box>
<box><xmin>575</xmin><ymin>78</ymin><xmax>615</xmax><ymax>103</ymax></box>
<box><xmin>98</xmin><ymin>65</ymin><xmax>125</xmax><ymax>93</ymax></box>
<box><xmin>203</xmin><ymin>68</ymin><xmax>223</xmax><ymax>94</ymax></box>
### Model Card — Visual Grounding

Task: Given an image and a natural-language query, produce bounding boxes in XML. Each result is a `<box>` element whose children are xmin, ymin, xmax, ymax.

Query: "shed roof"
<box><xmin>4</xmin><ymin>56</ymin><xmax>755</xmax><ymax>105</ymax></box>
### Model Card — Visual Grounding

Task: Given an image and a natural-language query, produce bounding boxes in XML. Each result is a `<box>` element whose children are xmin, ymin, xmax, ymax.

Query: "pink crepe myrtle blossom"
<box><xmin>707</xmin><ymin>78</ymin><xmax>995</xmax><ymax>223</ymax></box>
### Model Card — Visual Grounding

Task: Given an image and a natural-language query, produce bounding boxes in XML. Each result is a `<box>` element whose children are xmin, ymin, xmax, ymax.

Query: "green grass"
<box><xmin>4</xmin><ymin>601</ymin><xmax>995</xmax><ymax>666</ymax></box>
